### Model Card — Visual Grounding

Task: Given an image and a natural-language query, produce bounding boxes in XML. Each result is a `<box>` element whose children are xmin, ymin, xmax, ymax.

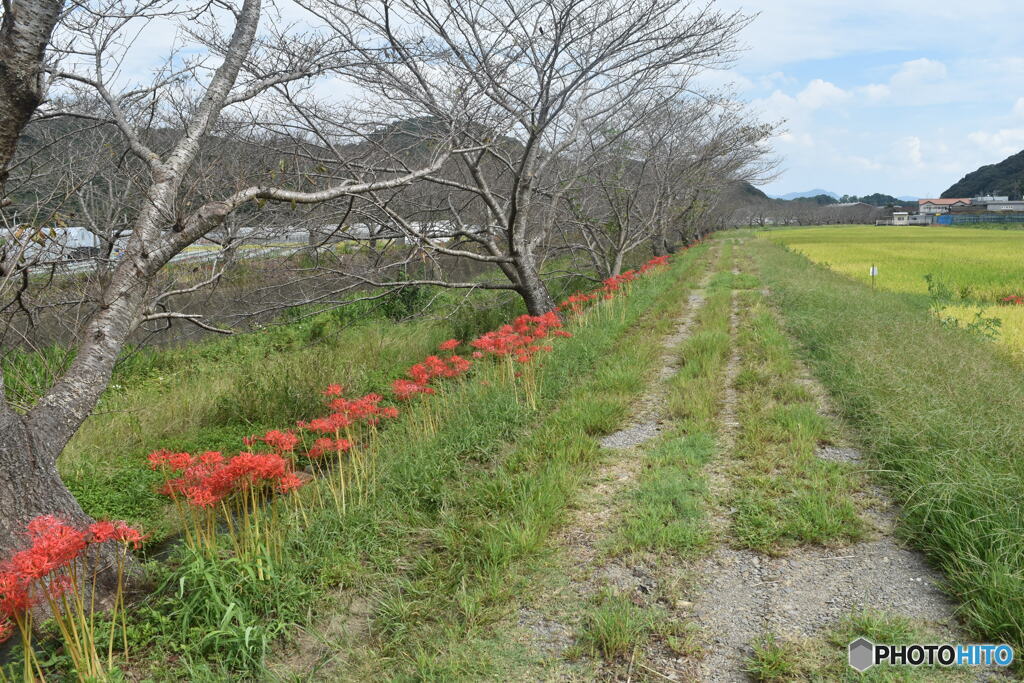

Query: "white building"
<box><xmin>985</xmin><ymin>201</ymin><xmax>1024</xmax><ymax>212</ymax></box>
<box><xmin>919</xmin><ymin>198</ymin><xmax>971</xmax><ymax>215</ymax></box>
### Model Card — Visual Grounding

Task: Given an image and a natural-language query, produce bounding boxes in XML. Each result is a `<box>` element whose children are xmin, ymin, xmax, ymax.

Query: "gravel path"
<box><xmin>691</xmin><ymin>282</ymin><xmax>977</xmax><ymax>682</ymax></box>
<box><xmin>516</xmin><ymin>266</ymin><xmax>715</xmax><ymax>665</ymax></box>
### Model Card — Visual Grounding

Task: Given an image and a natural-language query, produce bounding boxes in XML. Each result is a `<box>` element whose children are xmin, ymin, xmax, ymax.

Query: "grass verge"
<box><xmin>117</xmin><ymin>246</ymin><xmax>711</xmax><ymax>681</ymax></box>
<box><xmin>749</xmin><ymin>235</ymin><xmax>1024</xmax><ymax>652</ymax></box>
<box><xmin>613</xmin><ymin>240</ymin><xmax>731</xmax><ymax>558</ymax></box>
<box><xmin>745</xmin><ymin>610</ymin><xmax>970</xmax><ymax>682</ymax></box>
<box><xmin>727</xmin><ymin>280</ymin><xmax>865</xmax><ymax>553</ymax></box>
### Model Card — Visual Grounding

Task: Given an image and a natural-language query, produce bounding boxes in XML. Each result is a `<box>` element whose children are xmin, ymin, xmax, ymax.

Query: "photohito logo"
<box><xmin>848</xmin><ymin>638</ymin><xmax>1014</xmax><ymax>672</ymax></box>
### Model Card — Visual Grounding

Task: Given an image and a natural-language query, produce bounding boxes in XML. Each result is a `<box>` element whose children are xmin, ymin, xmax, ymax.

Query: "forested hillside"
<box><xmin>943</xmin><ymin>148</ymin><xmax>1024</xmax><ymax>199</ymax></box>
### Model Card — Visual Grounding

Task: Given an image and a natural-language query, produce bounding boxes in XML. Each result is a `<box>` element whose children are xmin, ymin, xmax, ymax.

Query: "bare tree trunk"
<box><xmin>0</xmin><ymin>414</ymin><xmax>88</xmax><ymax>548</ymax></box>
<box><xmin>0</xmin><ymin>407</ymin><xmax>135</xmax><ymax>600</ymax></box>
<box><xmin>611</xmin><ymin>251</ymin><xmax>625</xmax><ymax>278</ymax></box>
<box><xmin>0</xmin><ymin>0</ymin><xmax>63</xmax><ymax>195</ymax></box>
<box><xmin>514</xmin><ymin>257</ymin><xmax>556</xmax><ymax>315</ymax></box>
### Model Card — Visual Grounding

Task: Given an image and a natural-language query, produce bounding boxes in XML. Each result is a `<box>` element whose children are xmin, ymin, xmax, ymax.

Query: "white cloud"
<box><xmin>775</xmin><ymin>131</ymin><xmax>814</xmax><ymax>147</ymax></box>
<box><xmin>858</xmin><ymin>83</ymin><xmax>891</xmax><ymax>103</ymax></box>
<box><xmin>847</xmin><ymin>155</ymin><xmax>882</xmax><ymax>171</ymax></box>
<box><xmin>855</xmin><ymin>58</ymin><xmax>947</xmax><ymax>105</ymax></box>
<box><xmin>795</xmin><ymin>79</ymin><xmax>850</xmax><ymax>109</ymax></box>
<box><xmin>897</xmin><ymin>136</ymin><xmax>925</xmax><ymax>168</ymax></box>
<box><xmin>758</xmin><ymin>71</ymin><xmax>795</xmax><ymax>90</ymax></box>
<box><xmin>1014</xmin><ymin>97</ymin><xmax>1024</xmax><ymax>118</ymax></box>
<box><xmin>967</xmin><ymin>128</ymin><xmax>1024</xmax><ymax>157</ymax></box>
<box><xmin>889</xmin><ymin>58</ymin><xmax>947</xmax><ymax>88</ymax></box>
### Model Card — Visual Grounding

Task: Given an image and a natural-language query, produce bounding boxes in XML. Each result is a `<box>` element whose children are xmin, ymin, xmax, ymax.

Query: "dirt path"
<box><xmin>502</xmin><ymin>241</ymin><xmax>995</xmax><ymax>681</ymax></box>
<box><xmin>514</xmin><ymin>262</ymin><xmax>716</xmax><ymax>673</ymax></box>
<box><xmin>691</xmin><ymin>270</ymin><xmax>976</xmax><ymax>681</ymax></box>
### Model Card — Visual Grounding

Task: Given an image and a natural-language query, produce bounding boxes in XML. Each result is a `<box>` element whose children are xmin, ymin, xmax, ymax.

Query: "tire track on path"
<box><xmin>514</xmin><ymin>255</ymin><xmax>718</xmax><ymax>672</ymax></box>
<box><xmin>691</xmin><ymin>258</ymin><xmax>989</xmax><ymax>682</ymax></box>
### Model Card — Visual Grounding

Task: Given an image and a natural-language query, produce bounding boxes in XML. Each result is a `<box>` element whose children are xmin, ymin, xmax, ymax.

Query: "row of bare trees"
<box><xmin>0</xmin><ymin>0</ymin><xmax>775</xmax><ymax>572</ymax></box>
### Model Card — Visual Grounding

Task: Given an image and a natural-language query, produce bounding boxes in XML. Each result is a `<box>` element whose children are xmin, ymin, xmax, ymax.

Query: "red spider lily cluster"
<box><xmin>639</xmin><ymin>255</ymin><xmax>671</xmax><ymax>273</ymax></box>
<box><xmin>142</xmin><ymin>249</ymin><xmax>677</xmax><ymax>551</ymax></box>
<box><xmin>558</xmin><ymin>255</ymin><xmax>674</xmax><ymax>313</ymax></box>
<box><xmin>999</xmin><ymin>294</ymin><xmax>1024</xmax><ymax>306</ymax></box>
<box><xmin>0</xmin><ymin>516</ymin><xmax>144</xmax><ymax>643</ymax></box>
<box><xmin>470</xmin><ymin>312</ymin><xmax>565</xmax><ymax>364</ymax></box>
<box><xmin>600</xmin><ymin>269</ymin><xmax>639</xmax><ymax>298</ymax></box>
<box><xmin>296</xmin><ymin>391</ymin><xmax>399</xmax><ymax>434</ymax></box>
<box><xmin>393</xmin><ymin>351</ymin><xmax>474</xmax><ymax>401</ymax></box>
<box><xmin>149</xmin><ymin>449</ymin><xmax>304</xmax><ymax>507</ymax></box>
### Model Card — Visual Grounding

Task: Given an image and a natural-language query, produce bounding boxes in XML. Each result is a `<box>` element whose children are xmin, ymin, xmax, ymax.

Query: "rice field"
<box><xmin>764</xmin><ymin>225</ymin><xmax>1024</xmax><ymax>359</ymax></box>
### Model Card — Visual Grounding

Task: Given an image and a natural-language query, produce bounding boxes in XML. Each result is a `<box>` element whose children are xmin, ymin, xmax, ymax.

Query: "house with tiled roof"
<box><xmin>918</xmin><ymin>198</ymin><xmax>971</xmax><ymax>215</ymax></box>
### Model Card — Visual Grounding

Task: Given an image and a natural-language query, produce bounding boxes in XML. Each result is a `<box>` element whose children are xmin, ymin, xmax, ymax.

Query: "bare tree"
<box><xmin>559</xmin><ymin>93</ymin><xmax>776</xmax><ymax>275</ymax></box>
<box><xmin>295</xmin><ymin>0</ymin><xmax>751</xmax><ymax>313</ymax></box>
<box><xmin>0</xmin><ymin>0</ymin><xmax>456</xmax><ymax>571</ymax></box>
<box><xmin>0</xmin><ymin>0</ymin><xmax>772</xmax><ymax>588</ymax></box>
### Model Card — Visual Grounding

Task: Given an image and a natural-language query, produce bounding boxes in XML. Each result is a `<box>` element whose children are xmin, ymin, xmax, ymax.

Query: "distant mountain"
<box><xmin>736</xmin><ymin>181</ymin><xmax>770</xmax><ymax>201</ymax></box>
<box><xmin>770</xmin><ymin>189</ymin><xmax>839</xmax><ymax>200</ymax></box>
<box><xmin>942</xmin><ymin>150</ymin><xmax>1024</xmax><ymax>200</ymax></box>
<box><xmin>898</xmin><ymin>196</ymin><xmax>919</xmax><ymax>202</ymax></box>
<box><xmin>838</xmin><ymin>193</ymin><xmax>903</xmax><ymax>207</ymax></box>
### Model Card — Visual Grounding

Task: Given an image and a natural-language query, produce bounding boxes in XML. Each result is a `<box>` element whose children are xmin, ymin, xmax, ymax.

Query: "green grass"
<box><xmin>746</xmin><ymin>633</ymin><xmax>805</xmax><ymax>682</ymax></box>
<box><xmin>764</xmin><ymin>225</ymin><xmax>1024</xmax><ymax>301</ymax></box>
<box><xmin>47</xmin><ymin>286</ymin><xmax>527</xmax><ymax>538</ymax></box>
<box><xmin>0</xmin><ymin>249</ymin><xmax>708</xmax><ymax>680</ymax></box>
<box><xmin>749</xmin><ymin>235</ymin><xmax>1024</xmax><ymax>653</ymax></box>
<box><xmin>764</xmin><ymin>224</ymin><xmax>1024</xmax><ymax>360</ymax></box>
<box><xmin>615</xmin><ymin>243</ymin><xmax>730</xmax><ymax>557</ymax></box>
<box><xmin>110</xmin><ymin>246</ymin><xmax>709</xmax><ymax>681</ymax></box>
<box><xmin>746</xmin><ymin>610</ymin><xmax>971</xmax><ymax>682</ymax></box>
<box><xmin>572</xmin><ymin>592</ymin><xmax>692</xmax><ymax>662</ymax></box>
<box><xmin>574</xmin><ymin>593</ymin><xmax>656</xmax><ymax>660</ymax></box>
<box><xmin>726</xmin><ymin>286</ymin><xmax>865</xmax><ymax>553</ymax></box>
<box><xmin>615</xmin><ymin>434</ymin><xmax>714</xmax><ymax>556</ymax></box>
<box><xmin>331</xmin><ymin>250</ymin><xmax>709</xmax><ymax>680</ymax></box>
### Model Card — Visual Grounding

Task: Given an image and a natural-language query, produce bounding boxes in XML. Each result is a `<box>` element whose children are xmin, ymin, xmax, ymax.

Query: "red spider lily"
<box><xmin>185</xmin><ymin>486</ymin><xmax>219</xmax><ymax>508</ymax></box>
<box><xmin>148</xmin><ymin>449</ymin><xmax>195</xmax><ymax>471</ymax></box>
<box><xmin>155</xmin><ymin>451</ymin><xmax>300</xmax><ymax>508</ymax></box>
<box><xmin>557</xmin><ymin>292</ymin><xmax>597</xmax><ymax>314</ymax></box>
<box><xmin>999</xmin><ymin>294</ymin><xmax>1024</xmax><ymax>306</ymax></box>
<box><xmin>277</xmin><ymin>473</ymin><xmax>306</xmax><ymax>493</ymax></box>
<box><xmin>438</xmin><ymin>338</ymin><xmax>461</xmax><ymax>351</ymax></box>
<box><xmin>317</xmin><ymin>391</ymin><xmax>400</xmax><ymax>428</ymax></box>
<box><xmin>0</xmin><ymin>569</ymin><xmax>31</xmax><ymax>617</ymax></box>
<box><xmin>247</xmin><ymin>429</ymin><xmax>300</xmax><ymax>453</ymax></box>
<box><xmin>87</xmin><ymin>521</ymin><xmax>147</xmax><ymax>549</ymax></box>
<box><xmin>322</xmin><ymin>384</ymin><xmax>345</xmax><ymax>396</ymax></box>
<box><xmin>447</xmin><ymin>355</ymin><xmax>472</xmax><ymax>375</ymax></box>
<box><xmin>396</xmin><ymin>353</ymin><xmax>474</xmax><ymax>399</ymax></box>
<box><xmin>11</xmin><ymin>516</ymin><xmax>88</xmax><ymax>580</ymax></box>
<box><xmin>45</xmin><ymin>574</ymin><xmax>75</xmax><ymax>601</ymax></box>
<box><xmin>471</xmin><ymin>312</ymin><xmax>565</xmax><ymax>363</ymax></box>
<box><xmin>298</xmin><ymin>413</ymin><xmax>353</xmax><ymax>434</ymax></box>
<box><xmin>0</xmin><ymin>516</ymin><xmax>146</xmax><ymax>643</ymax></box>
<box><xmin>308</xmin><ymin>437</ymin><xmax>352</xmax><ymax>458</ymax></box>
<box><xmin>392</xmin><ymin>378</ymin><xmax>434</xmax><ymax>401</ymax></box>
<box><xmin>639</xmin><ymin>255</ymin><xmax>670</xmax><ymax>273</ymax></box>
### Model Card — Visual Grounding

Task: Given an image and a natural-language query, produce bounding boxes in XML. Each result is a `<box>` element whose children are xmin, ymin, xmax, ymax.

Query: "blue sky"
<box><xmin>91</xmin><ymin>0</ymin><xmax>1024</xmax><ymax>200</ymax></box>
<box><xmin>708</xmin><ymin>0</ymin><xmax>1024</xmax><ymax>198</ymax></box>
